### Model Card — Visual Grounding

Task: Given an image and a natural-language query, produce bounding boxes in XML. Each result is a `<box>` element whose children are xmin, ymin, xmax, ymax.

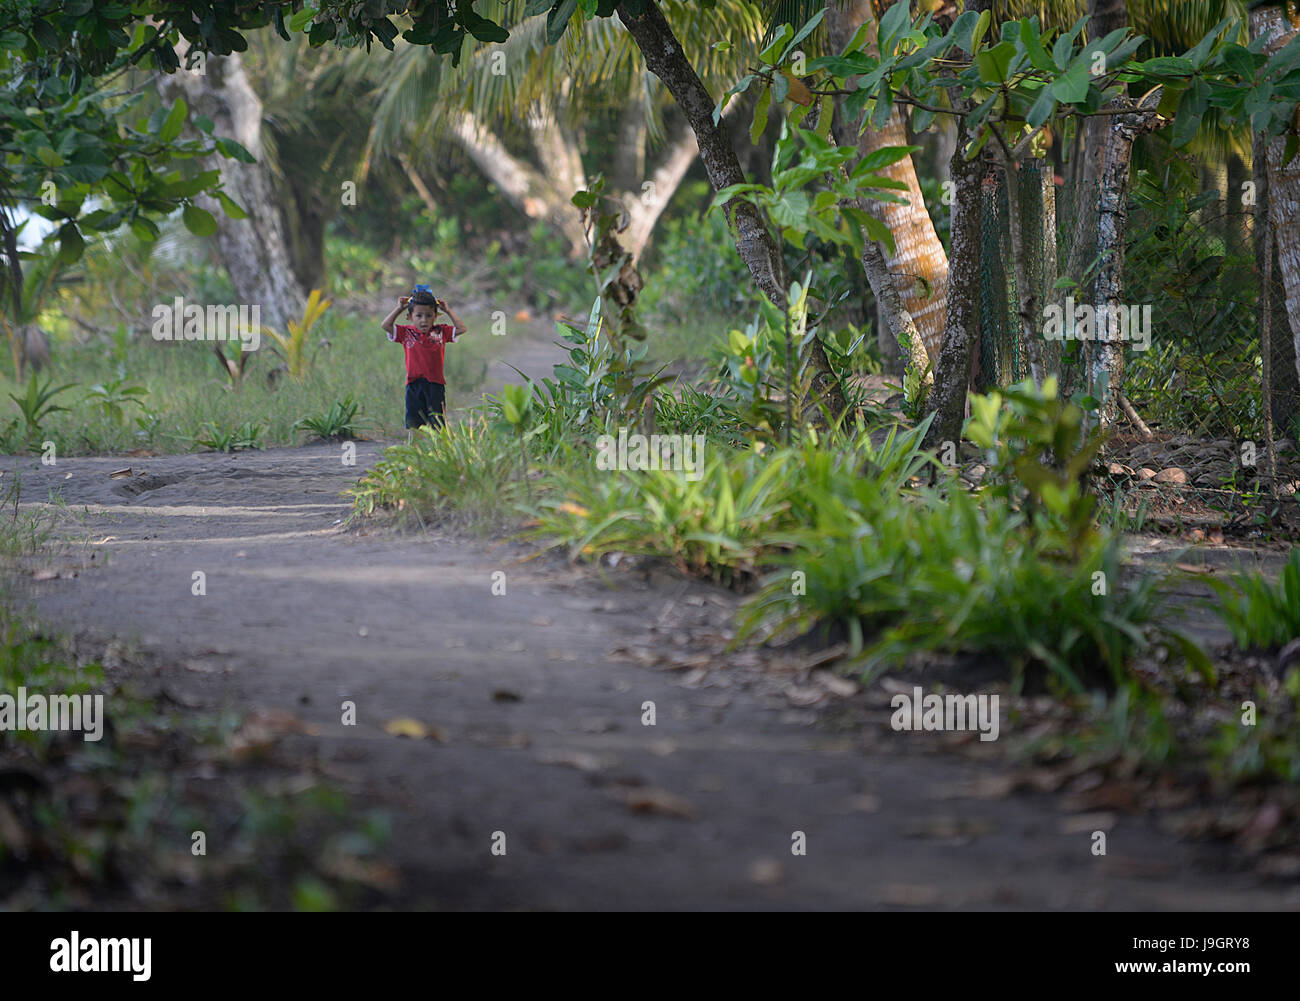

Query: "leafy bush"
<box><xmin>349</xmin><ymin>415</ymin><xmax>529</xmax><ymax>530</ymax></box>
<box><xmin>527</xmin><ymin>419</ymin><xmax>932</xmax><ymax>585</ymax></box>
<box><xmin>6</xmin><ymin>373</ymin><xmax>78</xmax><ymax>449</ymax></box>
<box><xmin>484</xmin><ymin>221</ymin><xmax>591</xmax><ymax>314</ymax></box>
<box><xmin>740</xmin><ymin>484</ymin><xmax>1174</xmax><ymax>693</ymax></box>
<box><xmin>263</xmin><ymin>289</ymin><xmax>332</xmax><ymax>381</ymax></box>
<box><xmin>192</xmin><ymin>420</ymin><xmax>264</xmax><ymax>452</ymax></box>
<box><xmin>84</xmin><ymin>376</ymin><xmax>149</xmax><ymax>426</ymax></box>
<box><xmin>294</xmin><ymin>395</ymin><xmax>364</xmax><ymax>441</ymax></box>
<box><xmin>639</xmin><ymin>191</ymin><xmax>757</xmax><ymax>325</ymax></box>
<box><xmin>1209</xmin><ymin>548</ymin><xmax>1300</xmax><ymax>651</ymax></box>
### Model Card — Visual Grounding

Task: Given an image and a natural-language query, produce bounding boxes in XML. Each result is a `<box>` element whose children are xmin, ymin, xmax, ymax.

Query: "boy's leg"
<box><xmin>405</xmin><ymin>379</ymin><xmax>426</xmax><ymax>431</ymax></box>
<box><xmin>427</xmin><ymin>382</ymin><xmax>446</xmax><ymax>429</ymax></box>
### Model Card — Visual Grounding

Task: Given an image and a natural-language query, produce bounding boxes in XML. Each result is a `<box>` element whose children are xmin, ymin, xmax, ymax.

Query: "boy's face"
<box><xmin>410</xmin><ymin>303</ymin><xmax>437</xmax><ymax>333</ymax></box>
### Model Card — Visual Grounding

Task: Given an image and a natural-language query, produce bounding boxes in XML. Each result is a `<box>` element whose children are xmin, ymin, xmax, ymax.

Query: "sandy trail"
<box><xmin>0</xmin><ymin>338</ymin><xmax>1294</xmax><ymax>909</ymax></box>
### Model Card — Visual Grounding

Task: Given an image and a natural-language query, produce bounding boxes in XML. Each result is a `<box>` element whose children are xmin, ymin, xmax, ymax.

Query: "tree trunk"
<box><xmin>923</xmin><ymin>0</ymin><xmax>990</xmax><ymax>448</ymax></box>
<box><xmin>613</xmin><ymin>79</ymin><xmax>648</xmax><ymax>191</ymax></box>
<box><xmin>450</xmin><ymin>110</ymin><xmax>589</xmax><ymax>257</ymax></box>
<box><xmin>1253</xmin><ymin>4</ymin><xmax>1300</xmax><ymax>404</ymax></box>
<box><xmin>925</xmin><ymin>110</ymin><xmax>984</xmax><ymax>449</ymax></box>
<box><xmin>1254</xmin><ymin>128</ymin><xmax>1300</xmax><ymax>434</ymax></box>
<box><xmin>616</xmin><ymin>0</ymin><xmax>847</xmax><ymax>420</ymax></box>
<box><xmin>620</xmin><ymin>121</ymin><xmax>702</xmax><ymax>262</ymax></box>
<box><xmin>1088</xmin><ymin>104</ymin><xmax>1159</xmax><ymax>428</ymax></box>
<box><xmin>825</xmin><ymin>0</ymin><xmax>949</xmax><ymax>370</ymax></box>
<box><xmin>157</xmin><ymin>46</ymin><xmax>307</xmax><ymax>331</ymax></box>
<box><xmin>1065</xmin><ymin>0</ymin><xmax>1129</xmax><ymax>304</ymax></box>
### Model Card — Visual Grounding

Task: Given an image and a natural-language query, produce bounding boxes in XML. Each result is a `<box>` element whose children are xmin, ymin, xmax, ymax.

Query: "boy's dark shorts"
<box><xmin>405</xmin><ymin>378</ymin><xmax>446</xmax><ymax>429</ymax></box>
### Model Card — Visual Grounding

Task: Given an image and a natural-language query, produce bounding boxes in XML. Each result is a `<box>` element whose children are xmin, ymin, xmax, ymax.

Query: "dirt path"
<box><xmin>1</xmin><ymin>338</ymin><xmax>1295</xmax><ymax>910</ymax></box>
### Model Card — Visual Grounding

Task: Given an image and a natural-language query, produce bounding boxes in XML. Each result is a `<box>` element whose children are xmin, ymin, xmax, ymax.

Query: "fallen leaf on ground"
<box><xmin>30</xmin><ymin>570</ymin><xmax>58</xmax><ymax>581</ymax></box>
<box><xmin>225</xmin><ymin>709</ymin><xmax>318</xmax><ymax>760</ymax></box>
<box><xmin>109</xmin><ymin>467</ymin><xmax>133</xmax><ymax>479</ymax></box>
<box><xmin>623</xmin><ymin>788</ymin><xmax>696</xmax><ymax>819</ymax></box>
<box><xmin>537</xmin><ymin>749</ymin><xmax>608</xmax><ymax>772</ymax></box>
<box><xmin>382</xmin><ymin>717</ymin><xmax>447</xmax><ymax>741</ymax></box>
<box><xmin>1059</xmin><ymin>812</ymin><xmax>1117</xmax><ymax>834</ymax></box>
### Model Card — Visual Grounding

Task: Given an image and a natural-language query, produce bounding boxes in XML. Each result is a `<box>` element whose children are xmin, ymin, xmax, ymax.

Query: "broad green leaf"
<box><xmin>750</xmin><ymin>88</ymin><xmax>771</xmax><ymax>146</ymax></box>
<box><xmin>759</xmin><ymin>24</ymin><xmax>794</xmax><ymax>65</ymax></box>
<box><xmin>1221</xmin><ymin>43</ymin><xmax>1257</xmax><ymax>82</ymax></box>
<box><xmin>1019</xmin><ymin>18</ymin><xmax>1052</xmax><ymax>72</ymax></box>
<box><xmin>1171</xmin><ymin>76</ymin><xmax>1208</xmax><ymax>147</ymax></box>
<box><xmin>182</xmin><ymin>203</ymin><xmax>218</xmax><ymax>236</ymax></box>
<box><xmin>1027</xmin><ymin>85</ymin><xmax>1056</xmax><ymax>128</ymax></box>
<box><xmin>878</xmin><ymin>1</ymin><xmax>910</xmax><ymax>57</ymax></box>
<box><xmin>57</xmin><ymin>223</ymin><xmax>83</xmax><ymax>265</ymax></box>
<box><xmin>1183</xmin><ymin>15</ymin><xmax>1232</xmax><ymax>71</ymax></box>
<box><xmin>853</xmin><ymin>143</ymin><xmax>920</xmax><ymax>174</ymax></box>
<box><xmin>1052</xmin><ymin>60</ymin><xmax>1091</xmax><ymax>103</ymax></box>
<box><xmin>1138</xmin><ymin>55</ymin><xmax>1193</xmax><ymax>78</ymax></box>
<box><xmin>216</xmin><ymin>190</ymin><xmax>247</xmax><ymax>219</ymax></box>
<box><xmin>158</xmin><ymin>97</ymin><xmax>187</xmax><ymax>143</ymax></box>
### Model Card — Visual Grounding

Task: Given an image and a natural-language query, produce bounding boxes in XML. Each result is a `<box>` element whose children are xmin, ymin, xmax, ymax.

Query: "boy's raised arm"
<box><xmin>438</xmin><ymin>300</ymin><xmax>468</xmax><ymax>337</ymax></box>
<box><xmin>381</xmin><ymin>297</ymin><xmax>408</xmax><ymax>335</ymax></box>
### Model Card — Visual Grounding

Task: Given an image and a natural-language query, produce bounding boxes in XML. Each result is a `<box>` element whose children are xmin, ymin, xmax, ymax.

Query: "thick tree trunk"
<box><xmin>617</xmin><ymin>0</ymin><xmax>848</xmax><ymax>420</ymax></box>
<box><xmin>925</xmin><ymin>112</ymin><xmax>984</xmax><ymax>449</ymax></box>
<box><xmin>1254</xmin><ymin>5</ymin><xmax>1300</xmax><ymax>399</ymax></box>
<box><xmin>1065</xmin><ymin>0</ymin><xmax>1128</xmax><ymax>304</ymax></box>
<box><xmin>1088</xmin><ymin>105</ymin><xmax>1160</xmax><ymax>428</ymax></box>
<box><xmin>158</xmin><ymin>46</ymin><xmax>307</xmax><ymax>331</ymax></box>
<box><xmin>1254</xmin><ymin>128</ymin><xmax>1300</xmax><ymax>433</ymax></box>
<box><xmin>825</xmin><ymin>0</ymin><xmax>949</xmax><ymax>370</ymax></box>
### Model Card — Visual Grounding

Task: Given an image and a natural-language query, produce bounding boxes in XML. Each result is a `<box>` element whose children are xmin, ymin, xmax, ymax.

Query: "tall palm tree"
<box><xmin>361</xmin><ymin>0</ymin><xmax>769</xmax><ymax>260</ymax></box>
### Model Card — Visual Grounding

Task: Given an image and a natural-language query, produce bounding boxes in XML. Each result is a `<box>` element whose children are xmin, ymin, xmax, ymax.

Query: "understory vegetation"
<box><xmin>351</xmin><ymin>291</ymin><xmax>1300</xmax><ymax>791</ymax></box>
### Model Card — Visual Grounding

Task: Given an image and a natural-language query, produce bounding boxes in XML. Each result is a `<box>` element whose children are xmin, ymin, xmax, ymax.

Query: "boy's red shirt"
<box><xmin>389</xmin><ymin>323</ymin><xmax>457</xmax><ymax>385</ymax></box>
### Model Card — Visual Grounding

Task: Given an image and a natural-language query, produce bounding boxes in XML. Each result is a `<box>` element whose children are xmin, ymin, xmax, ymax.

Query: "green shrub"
<box><xmin>1209</xmin><ymin>548</ymin><xmax>1300</xmax><ymax>651</ymax></box>
<box><xmin>349</xmin><ymin>416</ymin><xmax>530</xmax><ymax>530</ymax></box>
<box><xmin>294</xmin><ymin>395</ymin><xmax>364</xmax><ymax>441</ymax></box>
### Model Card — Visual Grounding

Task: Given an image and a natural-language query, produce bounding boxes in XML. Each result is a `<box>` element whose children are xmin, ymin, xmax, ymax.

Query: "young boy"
<box><xmin>381</xmin><ymin>286</ymin><xmax>468</xmax><ymax>437</ymax></box>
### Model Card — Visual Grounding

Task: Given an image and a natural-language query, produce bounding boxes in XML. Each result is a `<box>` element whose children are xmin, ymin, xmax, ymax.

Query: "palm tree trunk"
<box><xmin>825</xmin><ymin>0</ymin><xmax>949</xmax><ymax>374</ymax></box>
<box><xmin>620</xmin><ymin>122</ymin><xmax>701</xmax><ymax>262</ymax></box>
<box><xmin>450</xmin><ymin>111</ymin><xmax>590</xmax><ymax>257</ymax></box>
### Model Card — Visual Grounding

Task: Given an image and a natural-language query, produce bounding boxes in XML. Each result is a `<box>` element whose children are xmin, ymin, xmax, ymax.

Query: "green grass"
<box><xmin>0</xmin><ymin>308</ymin><xmax>504</xmax><ymax>456</ymax></box>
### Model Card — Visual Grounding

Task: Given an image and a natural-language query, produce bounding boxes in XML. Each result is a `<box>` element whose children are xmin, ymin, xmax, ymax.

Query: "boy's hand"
<box><xmin>398</xmin><ymin>296</ymin><xmax>410</xmax><ymax>308</ymax></box>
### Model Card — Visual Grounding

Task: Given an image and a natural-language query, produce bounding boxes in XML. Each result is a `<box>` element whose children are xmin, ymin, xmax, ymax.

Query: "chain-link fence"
<box><xmin>966</xmin><ymin>145</ymin><xmax>1300</xmax><ymax>532</ymax></box>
